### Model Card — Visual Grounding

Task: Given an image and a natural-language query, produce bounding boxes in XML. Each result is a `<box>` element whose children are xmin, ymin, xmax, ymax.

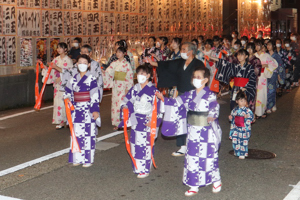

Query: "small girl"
<box><xmin>102</xmin><ymin>47</ymin><xmax>134</xmax><ymax>130</ymax></box>
<box><xmin>64</xmin><ymin>54</ymin><xmax>101</xmax><ymax>167</ymax></box>
<box><xmin>229</xmin><ymin>91</ymin><xmax>254</xmax><ymax>159</ymax></box>
<box><xmin>157</xmin><ymin>66</ymin><xmax>222</xmax><ymax>196</ymax></box>
<box><xmin>118</xmin><ymin>64</ymin><xmax>162</xmax><ymax>178</ymax></box>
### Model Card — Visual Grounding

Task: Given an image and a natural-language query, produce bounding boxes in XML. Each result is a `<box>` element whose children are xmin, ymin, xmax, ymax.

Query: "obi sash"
<box><xmin>114</xmin><ymin>71</ymin><xmax>126</xmax><ymax>81</ymax></box>
<box><xmin>187</xmin><ymin>111</ymin><xmax>209</xmax><ymax>126</ymax></box>
<box><xmin>74</xmin><ymin>91</ymin><xmax>90</xmax><ymax>102</ymax></box>
<box><xmin>234</xmin><ymin>116</ymin><xmax>245</xmax><ymax>127</ymax></box>
<box><xmin>234</xmin><ymin>77</ymin><xmax>249</xmax><ymax>87</ymax></box>
<box><xmin>261</xmin><ymin>68</ymin><xmax>265</xmax><ymax>73</ymax></box>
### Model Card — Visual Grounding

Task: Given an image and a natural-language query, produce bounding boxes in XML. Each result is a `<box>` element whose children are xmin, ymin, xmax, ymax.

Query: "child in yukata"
<box><xmin>118</xmin><ymin>64</ymin><xmax>163</xmax><ymax>179</ymax></box>
<box><xmin>229</xmin><ymin>90</ymin><xmax>254</xmax><ymax>159</ymax></box>
<box><xmin>157</xmin><ymin>66</ymin><xmax>222</xmax><ymax>196</ymax></box>
<box><xmin>64</xmin><ymin>54</ymin><xmax>101</xmax><ymax>168</ymax></box>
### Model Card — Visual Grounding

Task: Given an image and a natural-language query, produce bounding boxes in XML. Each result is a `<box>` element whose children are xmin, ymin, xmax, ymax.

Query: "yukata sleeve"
<box><xmin>229</xmin><ymin>108</ymin><xmax>237</xmax><ymax>139</ymax></box>
<box><xmin>125</xmin><ymin>62</ymin><xmax>134</xmax><ymax>91</ymax></box>
<box><xmin>89</xmin><ymin>78</ymin><xmax>100</xmax><ymax>114</ymax></box>
<box><xmin>93</xmin><ymin>61</ymin><xmax>104</xmax><ymax>102</ymax></box>
<box><xmin>264</xmin><ymin>56</ymin><xmax>278</xmax><ymax>79</ymax></box>
<box><xmin>245</xmin><ymin>108</ymin><xmax>254</xmax><ymax>124</ymax></box>
<box><xmin>118</xmin><ymin>86</ymin><xmax>136</xmax><ymax>128</ymax></box>
<box><xmin>161</xmin><ymin>92</ymin><xmax>190</xmax><ymax>137</ymax></box>
<box><xmin>208</xmin><ymin>92</ymin><xmax>219</xmax><ymax>119</ymax></box>
<box><xmin>244</xmin><ymin>65</ymin><xmax>257</xmax><ymax>100</ymax></box>
<box><xmin>63</xmin><ymin>77</ymin><xmax>73</xmax><ymax>102</ymax></box>
<box><xmin>215</xmin><ymin>59</ymin><xmax>235</xmax><ymax>84</ymax></box>
<box><xmin>253</xmin><ymin>58</ymin><xmax>262</xmax><ymax>77</ymax></box>
<box><xmin>103</xmin><ymin>62</ymin><xmax>115</xmax><ymax>88</ymax></box>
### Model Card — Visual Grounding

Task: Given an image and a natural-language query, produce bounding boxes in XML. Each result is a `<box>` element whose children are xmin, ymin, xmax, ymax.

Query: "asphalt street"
<box><xmin>0</xmin><ymin>88</ymin><xmax>300</xmax><ymax>200</ymax></box>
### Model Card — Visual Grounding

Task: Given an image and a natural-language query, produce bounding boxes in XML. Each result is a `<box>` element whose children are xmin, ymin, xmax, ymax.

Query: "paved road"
<box><xmin>0</xmin><ymin>88</ymin><xmax>300</xmax><ymax>200</ymax></box>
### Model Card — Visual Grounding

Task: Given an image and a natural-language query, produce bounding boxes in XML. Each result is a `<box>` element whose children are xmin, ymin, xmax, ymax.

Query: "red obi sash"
<box><xmin>235</xmin><ymin>116</ymin><xmax>245</xmax><ymax>127</ymax></box>
<box><xmin>234</xmin><ymin>77</ymin><xmax>249</xmax><ymax>87</ymax></box>
<box><xmin>74</xmin><ymin>91</ymin><xmax>90</xmax><ymax>102</ymax></box>
<box><xmin>261</xmin><ymin>68</ymin><xmax>265</xmax><ymax>73</ymax></box>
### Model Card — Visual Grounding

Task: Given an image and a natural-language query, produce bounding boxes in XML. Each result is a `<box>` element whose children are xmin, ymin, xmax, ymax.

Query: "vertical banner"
<box><xmin>20</xmin><ymin>38</ymin><xmax>33</xmax><ymax>67</ymax></box>
<box><xmin>50</xmin><ymin>38</ymin><xmax>60</xmax><ymax>61</ymax></box>
<box><xmin>18</xmin><ymin>9</ymin><xmax>41</xmax><ymax>37</ymax></box>
<box><xmin>3</xmin><ymin>6</ymin><xmax>16</xmax><ymax>35</ymax></box>
<box><xmin>50</xmin><ymin>11</ymin><xmax>63</xmax><ymax>36</ymax></box>
<box><xmin>0</xmin><ymin>36</ymin><xmax>5</xmax><ymax>65</ymax></box>
<box><xmin>42</xmin><ymin>10</ymin><xmax>50</xmax><ymax>36</ymax></box>
<box><xmin>6</xmin><ymin>36</ymin><xmax>16</xmax><ymax>65</ymax></box>
<box><xmin>36</xmin><ymin>38</ymin><xmax>47</xmax><ymax>64</ymax></box>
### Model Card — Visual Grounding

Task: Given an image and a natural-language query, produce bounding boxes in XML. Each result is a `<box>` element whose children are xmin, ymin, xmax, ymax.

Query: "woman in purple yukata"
<box><xmin>157</xmin><ymin>66</ymin><xmax>222</xmax><ymax>197</ymax></box>
<box><xmin>229</xmin><ymin>91</ymin><xmax>254</xmax><ymax>159</ymax></box>
<box><xmin>118</xmin><ymin>65</ymin><xmax>163</xmax><ymax>178</ymax></box>
<box><xmin>64</xmin><ymin>54</ymin><xmax>101</xmax><ymax>168</ymax></box>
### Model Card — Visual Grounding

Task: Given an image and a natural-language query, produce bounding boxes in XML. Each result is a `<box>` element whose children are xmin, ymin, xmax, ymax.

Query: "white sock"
<box><xmin>179</xmin><ymin>145</ymin><xmax>187</xmax><ymax>152</ymax></box>
<box><xmin>190</xmin><ymin>186</ymin><xmax>199</xmax><ymax>192</ymax></box>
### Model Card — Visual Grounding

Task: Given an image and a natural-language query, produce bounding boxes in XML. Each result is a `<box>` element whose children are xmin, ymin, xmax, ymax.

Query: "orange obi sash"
<box><xmin>233</xmin><ymin>77</ymin><xmax>249</xmax><ymax>87</ymax></box>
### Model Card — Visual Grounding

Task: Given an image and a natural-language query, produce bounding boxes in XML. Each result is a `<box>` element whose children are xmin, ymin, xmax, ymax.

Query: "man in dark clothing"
<box><xmin>68</xmin><ymin>37</ymin><xmax>82</xmax><ymax>64</ymax></box>
<box><xmin>148</xmin><ymin>42</ymin><xmax>205</xmax><ymax>156</ymax></box>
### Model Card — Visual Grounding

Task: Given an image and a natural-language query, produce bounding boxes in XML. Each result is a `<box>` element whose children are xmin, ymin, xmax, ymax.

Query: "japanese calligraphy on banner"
<box><xmin>0</xmin><ymin>36</ymin><xmax>5</xmax><ymax>65</ymax></box>
<box><xmin>50</xmin><ymin>11</ymin><xmax>63</xmax><ymax>36</ymax></box>
<box><xmin>6</xmin><ymin>36</ymin><xmax>16</xmax><ymax>65</ymax></box>
<box><xmin>18</xmin><ymin>9</ymin><xmax>40</xmax><ymax>37</ymax></box>
<box><xmin>83</xmin><ymin>12</ymin><xmax>100</xmax><ymax>35</ymax></box>
<box><xmin>2</xmin><ymin>6</ymin><xmax>16</xmax><ymax>35</ymax></box>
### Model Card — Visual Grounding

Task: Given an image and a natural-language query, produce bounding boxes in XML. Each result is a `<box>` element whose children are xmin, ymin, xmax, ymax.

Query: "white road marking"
<box><xmin>284</xmin><ymin>181</ymin><xmax>300</xmax><ymax>200</ymax></box>
<box><xmin>0</xmin><ymin>94</ymin><xmax>112</xmax><ymax>121</ymax></box>
<box><xmin>0</xmin><ymin>195</ymin><xmax>22</xmax><ymax>200</ymax></box>
<box><xmin>0</xmin><ymin>130</ymin><xmax>123</xmax><ymax>177</ymax></box>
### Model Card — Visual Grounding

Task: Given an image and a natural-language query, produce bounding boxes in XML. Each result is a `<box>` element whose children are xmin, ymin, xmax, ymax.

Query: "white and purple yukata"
<box><xmin>64</xmin><ymin>71</ymin><xmax>100</xmax><ymax>165</ymax></box>
<box><xmin>161</xmin><ymin>87</ymin><xmax>222</xmax><ymax>188</ymax></box>
<box><xmin>118</xmin><ymin>82</ymin><xmax>162</xmax><ymax>174</ymax></box>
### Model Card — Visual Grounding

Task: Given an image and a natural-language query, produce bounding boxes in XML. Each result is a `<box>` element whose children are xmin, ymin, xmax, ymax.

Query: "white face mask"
<box><xmin>285</xmin><ymin>43</ymin><xmax>290</xmax><ymax>48</ymax></box>
<box><xmin>156</xmin><ymin>42</ymin><xmax>161</xmax><ymax>47</ymax></box>
<box><xmin>73</xmin><ymin>43</ymin><xmax>79</xmax><ymax>47</ymax></box>
<box><xmin>291</xmin><ymin>36</ymin><xmax>296</xmax><ymax>41</ymax></box>
<box><xmin>241</xmin><ymin>40</ymin><xmax>246</xmax><ymax>45</ymax></box>
<box><xmin>193</xmin><ymin>78</ymin><xmax>204</xmax><ymax>89</ymax></box>
<box><xmin>232</xmin><ymin>34</ymin><xmax>235</xmax><ymax>38</ymax></box>
<box><xmin>234</xmin><ymin>45</ymin><xmax>238</xmax><ymax>50</ymax></box>
<box><xmin>276</xmin><ymin>44</ymin><xmax>281</xmax><ymax>48</ymax></box>
<box><xmin>181</xmin><ymin>52</ymin><xmax>189</xmax><ymax>60</ymax></box>
<box><xmin>137</xmin><ymin>74</ymin><xmax>147</xmax><ymax>84</ymax></box>
<box><xmin>78</xmin><ymin>64</ymin><xmax>88</xmax><ymax>72</ymax></box>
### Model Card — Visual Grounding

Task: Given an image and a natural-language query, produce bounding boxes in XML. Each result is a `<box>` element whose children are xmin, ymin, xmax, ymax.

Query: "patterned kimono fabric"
<box><xmin>267</xmin><ymin>53</ymin><xmax>285</xmax><ymax>110</ymax></box>
<box><xmin>284</xmin><ymin>49</ymin><xmax>296</xmax><ymax>90</ymax></box>
<box><xmin>119</xmin><ymin>82</ymin><xmax>162</xmax><ymax>174</ymax></box>
<box><xmin>254</xmin><ymin>52</ymin><xmax>278</xmax><ymax>117</ymax></box>
<box><xmin>139</xmin><ymin>46</ymin><xmax>160</xmax><ymax>64</ymax></box>
<box><xmin>229</xmin><ymin>106</ymin><xmax>254</xmax><ymax>157</ymax></box>
<box><xmin>215</xmin><ymin>59</ymin><xmax>257</xmax><ymax>112</ymax></box>
<box><xmin>64</xmin><ymin>71</ymin><xmax>100</xmax><ymax>164</ymax></box>
<box><xmin>43</xmin><ymin>55</ymin><xmax>73</xmax><ymax>125</ymax></box>
<box><xmin>61</xmin><ymin>59</ymin><xmax>103</xmax><ymax>101</ymax></box>
<box><xmin>127</xmin><ymin>50</ymin><xmax>136</xmax><ymax>72</ymax></box>
<box><xmin>161</xmin><ymin>87</ymin><xmax>222</xmax><ymax>188</ymax></box>
<box><xmin>157</xmin><ymin>46</ymin><xmax>171</xmax><ymax>61</ymax></box>
<box><xmin>275</xmin><ymin>48</ymin><xmax>291</xmax><ymax>90</ymax></box>
<box><xmin>249</xmin><ymin>56</ymin><xmax>262</xmax><ymax>113</ymax></box>
<box><xmin>202</xmin><ymin>49</ymin><xmax>218</xmax><ymax>88</ymax></box>
<box><xmin>103</xmin><ymin>58</ymin><xmax>134</xmax><ymax>126</ymax></box>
